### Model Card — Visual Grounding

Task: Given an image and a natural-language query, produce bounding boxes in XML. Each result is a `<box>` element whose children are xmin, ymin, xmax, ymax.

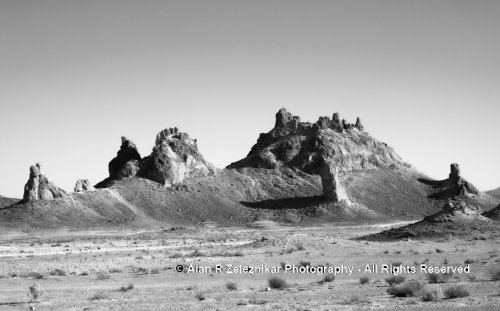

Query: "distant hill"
<box><xmin>486</xmin><ymin>187</ymin><xmax>500</xmax><ymax>200</ymax></box>
<box><xmin>361</xmin><ymin>200</ymin><xmax>500</xmax><ymax>240</ymax></box>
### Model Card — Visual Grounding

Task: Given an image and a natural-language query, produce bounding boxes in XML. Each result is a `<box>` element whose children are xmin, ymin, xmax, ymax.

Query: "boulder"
<box><xmin>74</xmin><ymin>179</ymin><xmax>93</xmax><ymax>192</ymax></box>
<box><xmin>23</xmin><ymin>163</ymin><xmax>67</xmax><ymax>203</ymax></box>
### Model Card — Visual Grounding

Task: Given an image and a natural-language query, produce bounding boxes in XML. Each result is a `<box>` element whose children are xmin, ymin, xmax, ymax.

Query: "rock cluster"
<box><xmin>74</xmin><ymin>179</ymin><xmax>93</xmax><ymax>192</ymax></box>
<box><xmin>96</xmin><ymin>129</ymin><xmax>215</xmax><ymax>188</ymax></box>
<box><xmin>138</xmin><ymin>128</ymin><xmax>215</xmax><ymax>187</ymax></box>
<box><xmin>23</xmin><ymin>163</ymin><xmax>67</xmax><ymax>203</ymax></box>
<box><xmin>448</xmin><ymin>163</ymin><xmax>479</xmax><ymax>196</ymax></box>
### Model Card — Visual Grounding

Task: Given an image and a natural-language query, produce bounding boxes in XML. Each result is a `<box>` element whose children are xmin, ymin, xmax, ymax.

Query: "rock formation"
<box><xmin>74</xmin><ymin>179</ymin><xmax>93</xmax><ymax>192</ymax></box>
<box><xmin>109</xmin><ymin>137</ymin><xmax>142</xmax><ymax>179</ymax></box>
<box><xmin>23</xmin><ymin>163</ymin><xmax>67</xmax><ymax>203</ymax></box>
<box><xmin>355</xmin><ymin>117</ymin><xmax>364</xmax><ymax>131</ymax></box>
<box><xmin>95</xmin><ymin>137</ymin><xmax>142</xmax><ymax>188</ymax></box>
<box><xmin>319</xmin><ymin>158</ymin><xmax>350</xmax><ymax>203</ymax></box>
<box><xmin>138</xmin><ymin>128</ymin><xmax>215</xmax><ymax>187</ymax></box>
<box><xmin>448</xmin><ymin>163</ymin><xmax>479</xmax><ymax>196</ymax></box>
<box><xmin>228</xmin><ymin>108</ymin><xmax>406</xmax><ymax>175</ymax></box>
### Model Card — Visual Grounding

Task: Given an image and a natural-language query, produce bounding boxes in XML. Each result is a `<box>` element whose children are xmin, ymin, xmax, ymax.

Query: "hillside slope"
<box><xmin>487</xmin><ymin>187</ymin><xmax>500</xmax><ymax>200</ymax></box>
<box><xmin>0</xmin><ymin>195</ymin><xmax>19</xmax><ymax>209</ymax></box>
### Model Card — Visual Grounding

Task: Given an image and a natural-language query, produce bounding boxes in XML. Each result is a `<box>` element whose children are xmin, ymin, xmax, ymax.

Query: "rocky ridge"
<box><xmin>96</xmin><ymin>128</ymin><xmax>215</xmax><ymax>189</ymax></box>
<box><xmin>228</xmin><ymin>108</ymin><xmax>409</xmax><ymax>203</ymax></box>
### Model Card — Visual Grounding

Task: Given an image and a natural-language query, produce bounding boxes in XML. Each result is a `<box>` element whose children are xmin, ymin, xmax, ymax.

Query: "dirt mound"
<box><xmin>483</xmin><ymin>204</ymin><xmax>500</xmax><ymax>220</ymax></box>
<box><xmin>360</xmin><ymin>200</ymin><xmax>500</xmax><ymax>240</ymax></box>
<box><xmin>487</xmin><ymin>187</ymin><xmax>500</xmax><ymax>200</ymax></box>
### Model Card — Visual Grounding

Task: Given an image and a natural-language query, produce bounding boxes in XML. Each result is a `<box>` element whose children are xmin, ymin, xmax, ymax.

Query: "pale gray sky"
<box><xmin>1</xmin><ymin>0</ymin><xmax>499</xmax><ymax>198</ymax></box>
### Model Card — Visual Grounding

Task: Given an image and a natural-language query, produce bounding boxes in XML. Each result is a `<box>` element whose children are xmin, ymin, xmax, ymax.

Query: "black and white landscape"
<box><xmin>1</xmin><ymin>1</ymin><xmax>499</xmax><ymax>310</ymax></box>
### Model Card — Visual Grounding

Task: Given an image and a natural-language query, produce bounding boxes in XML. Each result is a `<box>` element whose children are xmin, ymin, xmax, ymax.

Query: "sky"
<box><xmin>0</xmin><ymin>0</ymin><xmax>499</xmax><ymax>198</ymax></box>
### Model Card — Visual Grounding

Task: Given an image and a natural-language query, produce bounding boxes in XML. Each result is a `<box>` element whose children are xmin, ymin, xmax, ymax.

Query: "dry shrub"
<box><xmin>268</xmin><ymin>276</ymin><xmax>287</xmax><ymax>289</ymax></box>
<box><xmin>443</xmin><ymin>285</ymin><xmax>469</xmax><ymax>298</ymax></box>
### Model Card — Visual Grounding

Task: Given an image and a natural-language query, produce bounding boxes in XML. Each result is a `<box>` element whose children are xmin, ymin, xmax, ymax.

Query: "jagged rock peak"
<box><xmin>228</xmin><ymin>108</ymin><xmax>403</xmax><ymax>174</ymax></box>
<box><xmin>449</xmin><ymin>163</ymin><xmax>461</xmax><ymax>181</ymax></box>
<box><xmin>108</xmin><ymin>136</ymin><xmax>142</xmax><ymax>180</ymax></box>
<box><xmin>155</xmin><ymin>127</ymin><xmax>197</xmax><ymax>148</ymax></box>
<box><xmin>23</xmin><ymin>163</ymin><xmax>67</xmax><ymax>203</ymax></box>
<box><xmin>138</xmin><ymin>127</ymin><xmax>215</xmax><ymax>188</ymax></box>
<box><xmin>355</xmin><ymin>117</ymin><xmax>364</xmax><ymax>131</ymax></box>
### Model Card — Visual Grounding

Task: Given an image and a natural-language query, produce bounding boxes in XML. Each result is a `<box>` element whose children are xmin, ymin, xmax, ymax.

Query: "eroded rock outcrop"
<box><xmin>228</xmin><ymin>108</ymin><xmax>406</xmax><ymax>175</ymax></box>
<box><xmin>109</xmin><ymin>137</ymin><xmax>142</xmax><ymax>179</ymax></box>
<box><xmin>138</xmin><ymin>128</ymin><xmax>215</xmax><ymax>187</ymax></box>
<box><xmin>448</xmin><ymin>163</ymin><xmax>479</xmax><ymax>196</ymax></box>
<box><xmin>74</xmin><ymin>179</ymin><xmax>93</xmax><ymax>192</ymax></box>
<box><xmin>319</xmin><ymin>158</ymin><xmax>350</xmax><ymax>203</ymax></box>
<box><xmin>23</xmin><ymin>163</ymin><xmax>67</xmax><ymax>203</ymax></box>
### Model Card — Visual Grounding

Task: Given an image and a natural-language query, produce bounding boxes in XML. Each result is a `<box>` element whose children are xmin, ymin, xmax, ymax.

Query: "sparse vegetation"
<box><xmin>342</xmin><ymin>295</ymin><xmax>369</xmax><ymax>304</ymax></box>
<box><xmin>323</xmin><ymin>274</ymin><xmax>335</xmax><ymax>283</ymax></box>
<box><xmin>188</xmin><ymin>249</ymin><xmax>205</xmax><ymax>257</ymax></box>
<box><xmin>26</xmin><ymin>271</ymin><xmax>44</xmax><ymax>279</ymax></box>
<box><xmin>360</xmin><ymin>276</ymin><xmax>370</xmax><ymax>284</ymax></box>
<box><xmin>133</xmin><ymin>267</ymin><xmax>151</xmax><ymax>275</ymax></box>
<box><xmin>464</xmin><ymin>258</ymin><xmax>475</xmax><ymax>264</ymax></box>
<box><xmin>387</xmin><ymin>281</ymin><xmax>424</xmax><ymax>297</ymax></box>
<box><xmin>295</xmin><ymin>243</ymin><xmax>305</xmax><ymax>251</ymax></box>
<box><xmin>119</xmin><ymin>282</ymin><xmax>134</xmax><ymax>292</ymax></box>
<box><xmin>435</xmin><ymin>248</ymin><xmax>444</xmax><ymax>253</ymax></box>
<box><xmin>194</xmin><ymin>293</ymin><xmax>205</xmax><ymax>301</ymax></box>
<box><xmin>28</xmin><ymin>284</ymin><xmax>44</xmax><ymax>302</ymax></box>
<box><xmin>422</xmin><ymin>288</ymin><xmax>441</xmax><ymax>302</ymax></box>
<box><xmin>226</xmin><ymin>281</ymin><xmax>238</xmax><ymax>290</ymax></box>
<box><xmin>50</xmin><ymin>269</ymin><xmax>67</xmax><ymax>276</ymax></box>
<box><xmin>427</xmin><ymin>272</ymin><xmax>453</xmax><ymax>283</ymax></box>
<box><xmin>151</xmin><ymin>268</ymin><xmax>160</xmax><ymax>274</ymax></box>
<box><xmin>96</xmin><ymin>270</ymin><xmax>111</xmax><ymax>280</ymax></box>
<box><xmin>488</xmin><ymin>267</ymin><xmax>500</xmax><ymax>281</ymax></box>
<box><xmin>169</xmin><ymin>252</ymin><xmax>183</xmax><ymax>259</ymax></box>
<box><xmin>385</xmin><ymin>275</ymin><xmax>405</xmax><ymax>286</ymax></box>
<box><xmin>268</xmin><ymin>276</ymin><xmax>287</xmax><ymax>289</ymax></box>
<box><xmin>109</xmin><ymin>267</ymin><xmax>123</xmax><ymax>273</ymax></box>
<box><xmin>299</xmin><ymin>260</ymin><xmax>311</xmax><ymax>267</ymax></box>
<box><xmin>443</xmin><ymin>285</ymin><xmax>469</xmax><ymax>298</ymax></box>
<box><xmin>89</xmin><ymin>292</ymin><xmax>109</xmax><ymax>300</ymax></box>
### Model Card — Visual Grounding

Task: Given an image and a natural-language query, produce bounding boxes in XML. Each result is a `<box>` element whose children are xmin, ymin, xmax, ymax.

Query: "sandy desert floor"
<box><xmin>0</xmin><ymin>221</ymin><xmax>499</xmax><ymax>311</ymax></box>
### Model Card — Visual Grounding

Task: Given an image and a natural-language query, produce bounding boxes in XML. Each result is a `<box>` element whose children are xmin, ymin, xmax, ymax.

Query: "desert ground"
<box><xmin>1</xmin><ymin>221</ymin><xmax>499</xmax><ymax>311</ymax></box>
